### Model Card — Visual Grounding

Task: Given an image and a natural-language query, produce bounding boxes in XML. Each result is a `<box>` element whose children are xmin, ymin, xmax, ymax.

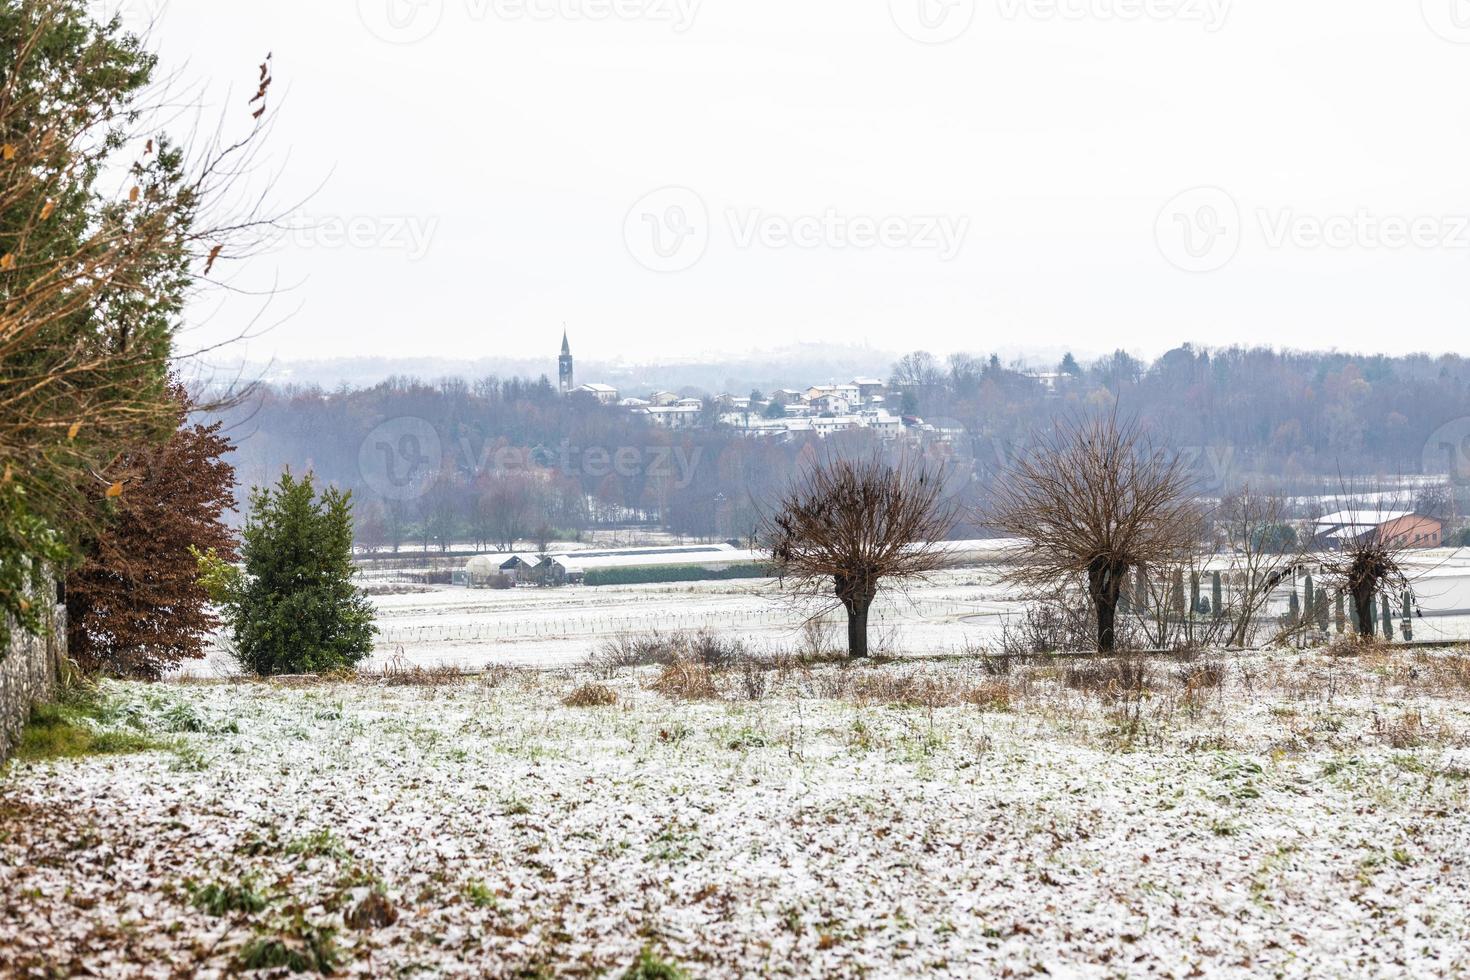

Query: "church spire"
<box><xmin>558</xmin><ymin>324</ymin><xmax>574</xmax><ymax>394</ymax></box>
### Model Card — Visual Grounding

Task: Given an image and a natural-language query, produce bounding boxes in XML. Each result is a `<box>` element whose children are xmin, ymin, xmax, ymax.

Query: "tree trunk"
<box><xmin>1095</xmin><ymin>596</ymin><xmax>1117</xmax><ymax>653</ymax></box>
<box><xmin>1352</xmin><ymin>584</ymin><xmax>1376</xmax><ymax>638</ymax></box>
<box><xmin>836</xmin><ymin>572</ymin><xmax>877</xmax><ymax>659</ymax></box>
<box><xmin>847</xmin><ymin>604</ymin><xmax>870</xmax><ymax>658</ymax></box>
<box><xmin>1088</xmin><ymin>558</ymin><xmax>1125</xmax><ymax>653</ymax></box>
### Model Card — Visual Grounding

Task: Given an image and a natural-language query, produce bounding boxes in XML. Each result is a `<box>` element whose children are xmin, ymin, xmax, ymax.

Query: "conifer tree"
<box><xmin>222</xmin><ymin>472</ymin><xmax>376</xmax><ymax>676</ymax></box>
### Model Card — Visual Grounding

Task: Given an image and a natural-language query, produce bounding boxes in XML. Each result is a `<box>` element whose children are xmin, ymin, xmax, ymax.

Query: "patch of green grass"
<box><xmin>11</xmin><ymin>691</ymin><xmax>165</xmax><ymax>763</ymax></box>
<box><xmin>623</xmin><ymin>946</ymin><xmax>690</xmax><ymax>980</ymax></box>
<box><xmin>463</xmin><ymin>879</ymin><xmax>501</xmax><ymax>910</ymax></box>
<box><xmin>237</xmin><ymin>916</ymin><xmax>342</xmax><ymax>973</ymax></box>
<box><xmin>726</xmin><ymin>727</ymin><xmax>768</xmax><ymax>751</ymax></box>
<box><xmin>286</xmin><ymin>828</ymin><xmax>352</xmax><ymax>862</ymax></box>
<box><xmin>188</xmin><ymin>876</ymin><xmax>269</xmax><ymax>916</ymax></box>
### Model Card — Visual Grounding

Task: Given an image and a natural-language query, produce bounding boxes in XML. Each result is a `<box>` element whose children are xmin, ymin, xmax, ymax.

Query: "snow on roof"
<box><xmin>1313</xmin><ymin>509</ymin><xmax>1415</xmax><ymax>529</ymax></box>
<box><xmin>554</xmin><ymin>547</ymin><xmax>760</xmax><ymax>573</ymax></box>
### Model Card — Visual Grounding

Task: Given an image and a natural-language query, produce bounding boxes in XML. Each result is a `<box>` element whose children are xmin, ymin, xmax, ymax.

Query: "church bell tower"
<box><xmin>558</xmin><ymin>327</ymin><xmax>574</xmax><ymax>395</ymax></box>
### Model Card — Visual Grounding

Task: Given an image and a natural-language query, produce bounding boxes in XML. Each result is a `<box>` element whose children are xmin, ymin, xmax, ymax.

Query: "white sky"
<box><xmin>134</xmin><ymin>0</ymin><xmax>1470</xmax><ymax>366</ymax></box>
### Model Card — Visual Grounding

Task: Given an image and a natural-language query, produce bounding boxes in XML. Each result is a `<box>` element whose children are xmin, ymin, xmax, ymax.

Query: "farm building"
<box><xmin>1311</xmin><ymin>510</ymin><xmax>1443</xmax><ymax>549</ymax></box>
<box><xmin>549</xmin><ymin>544</ymin><xmax>764</xmax><ymax>586</ymax></box>
<box><xmin>458</xmin><ymin>544</ymin><xmax>766</xmax><ymax>588</ymax></box>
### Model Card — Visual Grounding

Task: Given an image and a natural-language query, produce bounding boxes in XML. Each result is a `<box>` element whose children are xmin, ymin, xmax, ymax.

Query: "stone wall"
<box><xmin>0</xmin><ymin>580</ymin><xmax>64</xmax><ymax>761</ymax></box>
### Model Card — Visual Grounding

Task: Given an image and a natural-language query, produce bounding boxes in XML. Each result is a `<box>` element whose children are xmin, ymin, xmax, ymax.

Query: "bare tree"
<box><xmin>1214</xmin><ymin>486</ymin><xmax>1307</xmax><ymax>647</ymax></box>
<box><xmin>989</xmin><ymin>414</ymin><xmax>1200</xmax><ymax>653</ymax></box>
<box><xmin>1316</xmin><ymin>494</ymin><xmax>1413</xmax><ymax>639</ymax></box>
<box><xmin>762</xmin><ymin>454</ymin><xmax>959</xmax><ymax>659</ymax></box>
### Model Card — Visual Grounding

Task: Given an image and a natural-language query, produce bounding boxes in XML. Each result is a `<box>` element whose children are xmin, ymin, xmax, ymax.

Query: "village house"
<box><xmin>576</xmin><ymin>383</ymin><xmax>620</xmax><ymax>405</ymax></box>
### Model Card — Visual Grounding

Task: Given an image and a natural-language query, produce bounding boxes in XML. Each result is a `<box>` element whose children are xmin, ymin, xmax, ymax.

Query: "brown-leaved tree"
<box><xmin>64</xmin><ymin>388</ymin><xmax>237</xmax><ymax>678</ymax></box>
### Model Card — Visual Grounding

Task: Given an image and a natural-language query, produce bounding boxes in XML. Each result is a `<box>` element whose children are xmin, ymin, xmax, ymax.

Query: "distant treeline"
<box><xmin>208</xmin><ymin>345</ymin><xmax>1470</xmax><ymax>549</ymax></box>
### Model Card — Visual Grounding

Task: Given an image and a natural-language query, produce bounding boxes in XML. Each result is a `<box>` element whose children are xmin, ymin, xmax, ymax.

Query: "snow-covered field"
<box><xmin>5</xmin><ymin>649</ymin><xmax>1470</xmax><ymax>977</ymax></box>
<box><xmin>191</xmin><ymin>568</ymin><xmax>1026</xmax><ymax>676</ymax></box>
<box><xmin>188</xmin><ymin>547</ymin><xmax>1470</xmax><ymax>678</ymax></box>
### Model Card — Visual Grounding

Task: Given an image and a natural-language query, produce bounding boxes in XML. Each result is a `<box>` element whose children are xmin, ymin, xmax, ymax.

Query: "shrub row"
<box><xmin>584</xmin><ymin>562</ymin><xmax>776</xmax><ymax>587</ymax></box>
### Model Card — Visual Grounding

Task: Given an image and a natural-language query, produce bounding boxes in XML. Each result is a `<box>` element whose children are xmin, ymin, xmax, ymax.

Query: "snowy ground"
<box><xmin>5</xmin><ymin>648</ymin><xmax>1470</xmax><ymax>977</ymax></box>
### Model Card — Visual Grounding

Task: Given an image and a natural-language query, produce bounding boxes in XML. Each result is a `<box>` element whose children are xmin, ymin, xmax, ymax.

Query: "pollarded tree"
<box><xmin>763</xmin><ymin>454</ymin><xmax>959</xmax><ymax>659</ymax></box>
<box><xmin>1319</xmin><ymin>509</ymin><xmax>1410</xmax><ymax>640</ymax></box>
<box><xmin>223</xmin><ymin>472</ymin><xmax>377</xmax><ymax>676</ymax></box>
<box><xmin>64</xmin><ymin>386</ymin><xmax>237</xmax><ymax>678</ymax></box>
<box><xmin>989</xmin><ymin>414</ymin><xmax>1200</xmax><ymax>653</ymax></box>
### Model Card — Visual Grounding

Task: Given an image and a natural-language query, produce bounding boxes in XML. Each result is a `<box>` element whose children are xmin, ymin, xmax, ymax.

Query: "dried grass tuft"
<box><xmin>563</xmin><ymin>683</ymin><xmax>619</xmax><ymax>708</ymax></box>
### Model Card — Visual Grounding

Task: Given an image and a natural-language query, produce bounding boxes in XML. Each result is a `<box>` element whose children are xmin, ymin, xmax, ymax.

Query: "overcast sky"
<box><xmin>133</xmin><ymin>0</ymin><xmax>1470</xmax><ymax>368</ymax></box>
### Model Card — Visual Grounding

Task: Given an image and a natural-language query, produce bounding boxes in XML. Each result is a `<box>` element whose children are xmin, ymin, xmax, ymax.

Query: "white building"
<box><xmin>576</xmin><ymin>383</ymin><xmax>620</xmax><ymax>405</ymax></box>
<box><xmin>642</xmin><ymin>405</ymin><xmax>703</xmax><ymax>429</ymax></box>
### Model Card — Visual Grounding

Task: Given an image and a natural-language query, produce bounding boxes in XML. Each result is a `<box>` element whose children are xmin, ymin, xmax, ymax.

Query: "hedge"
<box><xmin>584</xmin><ymin>563</ymin><xmax>776</xmax><ymax>587</ymax></box>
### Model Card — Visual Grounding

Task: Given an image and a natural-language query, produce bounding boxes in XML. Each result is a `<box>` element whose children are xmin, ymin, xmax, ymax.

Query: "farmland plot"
<box><xmin>4</xmin><ymin>649</ymin><xmax>1470</xmax><ymax>977</ymax></box>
